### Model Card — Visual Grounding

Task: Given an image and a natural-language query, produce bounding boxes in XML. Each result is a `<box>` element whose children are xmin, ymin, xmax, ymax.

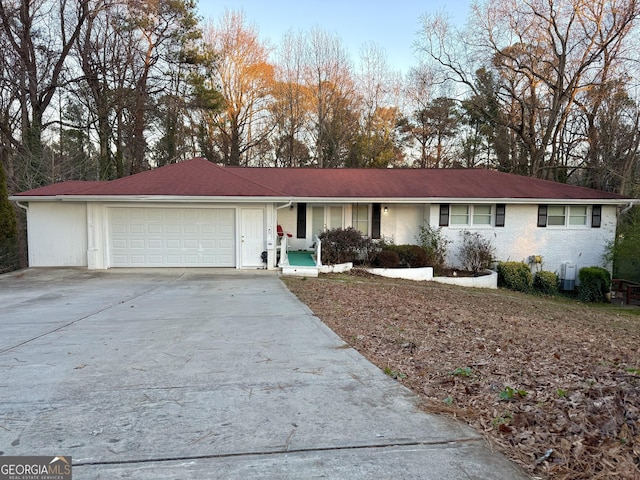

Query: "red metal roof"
<box><xmin>14</xmin><ymin>157</ymin><xmax>628</xmax><ymax>201</ymax></box>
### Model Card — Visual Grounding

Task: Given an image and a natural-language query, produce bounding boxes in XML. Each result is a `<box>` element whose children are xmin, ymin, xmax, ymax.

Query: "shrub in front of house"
<box><xmin>376</xmin><ymin>244</ymin><xmax>429</xmax><ymax>268</ymax></box>
<box><xmin>458</xmin><ymin>231</ymin><xmax>495</xmax><ymax>274</ymax></box>
<box><xmin>319</xmin><ymin>227</ymin><xmax>373</xmax><ymax>264</ymax></box>
<box><xmin>374</xmin><ymin>249</ymin><xmax>401</xmax><ymax>268</ymax></box>
<box><xmin>416</xmin><ymin>224</ymin><xmax>450</xmax><ymax>273</ymax></box>
<box><xmin>578</xmin><ymin>266</ymin><xmax>611</xmax><ymax>303</ymax></box>
<box><xmin>497</xmin><ymin>261</ymin><xmax>533</xmax><ymax>292</ymax></box>
<box><xmin>533</xmin><ymin>270</ymin><xmax>558</xmax><ymax>295</ymax></box>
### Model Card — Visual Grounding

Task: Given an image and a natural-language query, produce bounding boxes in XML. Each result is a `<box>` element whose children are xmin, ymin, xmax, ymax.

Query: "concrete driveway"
<box><xmin>0</xmin><ymin>268</ymin><xmax>529</xmax><ymax>479</ymax></box>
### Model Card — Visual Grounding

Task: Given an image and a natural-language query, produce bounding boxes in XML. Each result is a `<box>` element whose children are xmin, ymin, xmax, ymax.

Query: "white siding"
<box><xmin>430</xmin><ymin>203</ymin><xmax>617</xmax><ymax>275</ymax></box>
<box><xmin>28</xmin><ymin>202</ymin><xmax>87</xmax><ymax>267</ymax></box>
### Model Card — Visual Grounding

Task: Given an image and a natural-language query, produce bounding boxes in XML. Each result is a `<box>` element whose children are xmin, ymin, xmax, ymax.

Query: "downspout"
<box><xmin>276</xmin><ymin>199</ymin><xmax>293</xmax><ymax>210</ymax></box>
<box><xmin>620</xmin><ymin>201</ymin><xmax>635</xmax><ymax>215</ymax></box>
<box><xmin>15</xmin><ymin>201</ymin><xmax>28</xmax><ymax>212</ymax></box>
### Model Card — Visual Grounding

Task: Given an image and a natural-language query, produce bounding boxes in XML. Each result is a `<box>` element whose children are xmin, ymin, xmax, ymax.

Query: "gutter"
<box><xmin>8</xmin><ymin>195</ymin><xmax>632</xmax><ymax>206</ymax></box>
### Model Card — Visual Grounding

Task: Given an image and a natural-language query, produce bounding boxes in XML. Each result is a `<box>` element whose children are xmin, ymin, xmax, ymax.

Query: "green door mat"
<box><xmin>287</xmin><ymin>251</ymin><xmax>316</xmax><ymax>266</ymax></box>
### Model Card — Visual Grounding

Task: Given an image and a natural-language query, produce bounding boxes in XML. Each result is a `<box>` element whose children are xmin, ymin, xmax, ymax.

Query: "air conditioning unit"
<box><xmin>560</xmin><ymin>262</ymin><xmax>576</xmax><ymax>291</ymax></box>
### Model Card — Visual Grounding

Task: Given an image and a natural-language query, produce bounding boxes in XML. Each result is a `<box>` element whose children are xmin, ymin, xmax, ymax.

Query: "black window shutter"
<box><xmin>537</xmin><ymin>205</ymin><xmax>548</xmax><ymax>227</ymax></box>
<box><xmin>296</xmin><ymin>203</ymin><xmax>306</xmax><ymax>238</ymax></box>
<box><xmin>591</xmin><ymin>205</ymin><xmax>602</xmax><ymax>228</ymax></box>
<box><xmin>372</xmin><ymin>203</ymin><xmax>381</xmax><ymax>239</ymax></box>
<box><xmin>439</xmin><ymin>204</ymin><xmax>450</xmax><ymax>227</ymax></box>
<box><xmin>495</xmin><ymin>204</ymin><xmax>506</xmax><ymax>227</ymax></box>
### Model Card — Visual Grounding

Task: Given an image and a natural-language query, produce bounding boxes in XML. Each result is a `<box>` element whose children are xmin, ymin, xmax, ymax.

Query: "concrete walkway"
<box><xmin>0</xmin><ymin>268</ymin><xmax>530</xmax><ymax>479</ymax></box>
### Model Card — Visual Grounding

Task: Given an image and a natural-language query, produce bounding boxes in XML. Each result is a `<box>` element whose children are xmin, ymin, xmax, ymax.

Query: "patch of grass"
<box><xmin>383</xmin><ymin>366</ymin><xmax>407</xmax><ymax>380</ymax></box>
<box><xmin>450</xmin><ymin>367</ymin><xmax>473</xmax><ymax>377</ymax></box>
<box><xmin>499</xmin><ymin>386</ymin><xmax>528</xmax><ymax>400</ymax></box>
<box><xmin>492</xmin><ymin>412</ymin><xmax>513</xmax><ymax>427</ymax></box>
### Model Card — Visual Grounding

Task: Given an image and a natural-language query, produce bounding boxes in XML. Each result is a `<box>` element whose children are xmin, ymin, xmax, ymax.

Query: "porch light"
<box><xmin>384</xmin><ymin>206</ymin><xmax>388</xmax><ymax>214</ymax></box>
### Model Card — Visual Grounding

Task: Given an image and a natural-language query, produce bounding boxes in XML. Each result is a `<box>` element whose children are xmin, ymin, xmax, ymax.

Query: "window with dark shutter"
<box><xmin>537</xmin><ymin>205</ymin><xmax>548</xmax><ymax>227</ymax></box>
<box><xmin>591</xmin><ymin>205</ymin><xmax>602</xmax><ymax>228</ymax></box>
<box><xmin>495</xmin><ymin>204</ymin><xmax>506</xmax><ymax>227</ymax></box>
<box><xmin>439</xmin><ymin>204</ymin><xmax>449</xmax><ymax>226</ymax></box>
<box><xmin>372</xmin><ymin>203</ymin><xmax>381</xmax><ymax>239</ymax></box>
<box><xmin>296</xmin><ymin>203</ymin><xmax>307</xmax><ymax>238</ymax></box>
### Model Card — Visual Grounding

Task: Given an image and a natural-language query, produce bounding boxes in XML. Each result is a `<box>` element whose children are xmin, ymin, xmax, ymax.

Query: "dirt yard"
<box><xmin>284</xmin><ymin>270</ymin><xmax>640</xmax><ymax>480</ymax></box>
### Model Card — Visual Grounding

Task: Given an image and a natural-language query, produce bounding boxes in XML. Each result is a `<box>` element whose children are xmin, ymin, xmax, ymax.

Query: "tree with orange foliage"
<box><xmin>202</xmin><ymin>10</ymin><xmax>274</xmax><ymax>166</ymax></box>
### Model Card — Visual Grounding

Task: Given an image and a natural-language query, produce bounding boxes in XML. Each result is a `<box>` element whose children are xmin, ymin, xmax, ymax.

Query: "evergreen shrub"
<box><xmin>533</xmin><ymin>270</ymin><xmax>558</xmax><ymax>295</ymax></box>
<box><xmin>578</xmin><ymin>266</ymin><xmax>611</xmax><ymax>303</ymax></box>
<box><xmin>497</xmin><ymin>261</ymin><xmax>533</xmax><ymax>292</ymax></box>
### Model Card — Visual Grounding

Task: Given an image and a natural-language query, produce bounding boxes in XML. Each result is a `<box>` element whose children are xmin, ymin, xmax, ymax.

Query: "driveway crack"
<box><xmin>0</xmin><ymin>285</ymin><xmax>165</xmax><ymax>354</ymax></box>
<box><xmin>72</xmin><ymin>437</ymin><xmax>482</xmax><ymax>467</ymax></box>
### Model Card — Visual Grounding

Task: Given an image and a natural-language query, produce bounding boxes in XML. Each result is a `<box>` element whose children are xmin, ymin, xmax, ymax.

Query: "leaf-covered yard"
<box><xmin>284</xmin><ymin>271</ymin><xmax>640</xmax><ymax>480</ymax></box>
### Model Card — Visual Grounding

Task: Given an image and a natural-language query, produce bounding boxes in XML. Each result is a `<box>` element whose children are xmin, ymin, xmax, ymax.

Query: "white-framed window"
<box><xmin>450</xmin><ymin>205</ymin><xmax>469</xmax><ymax>225</ymax></box>
<box><xmin>538</xmin><ymin>205</ymin><xmax>591</xmax><ymax>227</ymax></box>
<box><xmin>547</xmin><ymin>205</ymin><xmax>566</xmax><ymax>226</ymax></box>
<box><xmin>569</xmin><ymin>205</ymin><xmax>588</xmax><ymax>226</ymax></box>
<box><xmin>352</xmin><ymin>204</ymin><xmax>369</xmax><ymax>235</ymax></box>
<box><xmin>473</xmin><ymin>205</ymin><xmax>492</xmax><ymax>225</ymax></box>
<box><xmin>449</xmin><ymin>204</ymin><xmax>493</xmax><ymax>226</ymax></box>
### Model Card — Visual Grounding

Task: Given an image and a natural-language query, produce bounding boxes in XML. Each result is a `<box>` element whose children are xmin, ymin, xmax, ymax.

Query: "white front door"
<box><xmin>241</xmin><ymin>208</ymin><xmax>265</xmax><ymax>267</ymax></box>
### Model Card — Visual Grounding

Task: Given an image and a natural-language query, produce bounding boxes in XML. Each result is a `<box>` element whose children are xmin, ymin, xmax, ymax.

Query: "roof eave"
<box><xmin>10</xmin><ymin>195</ymin><xmax>634</xmax><ymax>205</ymax></box>
<box><xmin>10</xmin><ymin>195</ymin><xmax>293</xmax><ymax>203</ymax></box>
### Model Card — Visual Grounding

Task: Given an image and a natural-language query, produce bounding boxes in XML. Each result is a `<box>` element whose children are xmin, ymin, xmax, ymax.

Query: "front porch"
<box><xmin>278</xmin><ymin>235</ymin><xmax>322</xmax><ymax>277</ymax></box>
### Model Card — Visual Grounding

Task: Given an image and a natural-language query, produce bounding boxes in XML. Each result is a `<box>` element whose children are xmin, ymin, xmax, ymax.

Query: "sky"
<box><xmin>196</xmin><ymin>0</ymin><xmax>471</xmax><ymax>74</ymax></box>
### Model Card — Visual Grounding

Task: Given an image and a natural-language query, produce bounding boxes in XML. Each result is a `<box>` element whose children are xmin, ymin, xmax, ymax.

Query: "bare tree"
<box><xmin>0</xmin><ymin>0</ymin><xmax>92</xmax><ymax>188</ymax></box>
<box><xmin>304</xmin><ymin>28</ymin><xmax>358</xmax><ymax>167</ymax></box>
<box><xmin>352</xmin><ymin>42</ymin><xmax>404</xmax><ymax>167</ymax></box>
<box><xmin>418</xmin><ymin>0</ymin><xmax>639</xmax><ymax>181</ymax></box>
<box><xmin>271</xmin><ymin>30</ymin><xmax>310</xmax><ymax>167</ymax></box>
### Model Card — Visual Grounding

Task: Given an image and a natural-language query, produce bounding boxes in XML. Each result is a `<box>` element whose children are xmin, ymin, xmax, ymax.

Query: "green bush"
<box><xmin>319</xmin><ymin>227</ymin><xmax>373</xmax><ymax>264</ymax></box>
<box><xmin>533</xmin><ymin>270</ymin><xmax>558</xmax><ymax>295</ymax></box>
<box><xmin>497</xmin><ymin>262</ymin><xmax>533</xmax><ymax>292</ymax></box>
<box><xmin>374</xmin><ymin>249</ymin><xmax>401</xmax><ymax>268</ymax></box>
<box><xmin>416</xmin><ymin>224</ymin><xmax>450</xmax><ymax>273</ymax></box>
<box><xmin>607</xmin><ymin>205</ymin><xmax>640</xmax><ymax>283</ymax></box>
<box><xmin>578</xmin><ymin>266</ymin><xmax>611</xmax><ymax>303</ymax></box>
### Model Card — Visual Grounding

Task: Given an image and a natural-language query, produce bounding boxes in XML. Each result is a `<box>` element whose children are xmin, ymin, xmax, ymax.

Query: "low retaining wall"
<box><xmin>319</xmin><ymin>262</ymin><xmax>353</xmax><ymax>274</ymax></box>
<box><xmin>367</xmin><ymin>267</ymin><xmax>434</xmax><ymax>281</ymax></box>
<box><xmin>365</xmin><ymin>267</ymin><xmax>498</xmax><ymax>289</ymax></box>
<box><xmin>432</xmin><ymin>269</ymin><xmax>498</xmax><ymax>289</ymax></box>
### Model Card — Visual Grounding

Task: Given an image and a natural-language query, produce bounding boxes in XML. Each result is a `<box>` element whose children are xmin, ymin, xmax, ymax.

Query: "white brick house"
<box><xmin>11</xmin><ymin>157</ymin><xmax>636</xmax><ymax>275</ymax></box>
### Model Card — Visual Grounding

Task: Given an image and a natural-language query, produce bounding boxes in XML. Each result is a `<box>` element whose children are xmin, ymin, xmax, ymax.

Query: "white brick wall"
<box><xmin>429</xmin><ymin>203</ymin><xmax>617</xmax><ymax>275</ymax></box>
<box><xmin>280</xmin><ymin>202</ymin><xmax>617</xmax><ymax>276</ymax></box>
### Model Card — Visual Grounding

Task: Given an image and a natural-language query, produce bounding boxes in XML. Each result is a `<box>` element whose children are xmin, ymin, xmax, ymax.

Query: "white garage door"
<box><xmin>109</xmin><ymin>207</ymin><xmax>236</xmax><ymax>267</ymax></box>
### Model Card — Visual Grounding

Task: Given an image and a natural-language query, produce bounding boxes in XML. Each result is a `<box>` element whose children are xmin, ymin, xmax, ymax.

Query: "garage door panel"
<box><xmin>109</xmin><ymin>207</ymin><xmax>236</xmax><ymax>267</ymax></box>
